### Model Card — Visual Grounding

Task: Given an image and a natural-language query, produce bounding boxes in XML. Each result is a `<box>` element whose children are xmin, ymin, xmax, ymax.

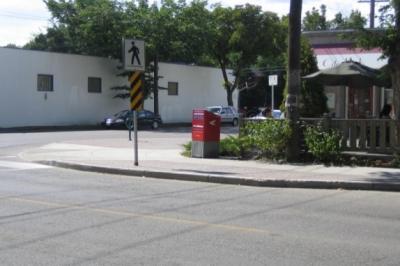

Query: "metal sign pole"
<box><xmin>133</xmin><ymin>110</ymin><xmax>139</xmax><ymax>166</ymax></box>
<box><xmin>271</xmin><ymin>85</ymin><xmax>275</xmax><ymax>110</ymax></box>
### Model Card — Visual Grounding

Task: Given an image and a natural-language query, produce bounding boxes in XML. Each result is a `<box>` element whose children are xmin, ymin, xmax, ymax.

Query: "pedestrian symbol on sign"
<box><xmin>128</xmin><ymin>41</ymin><xmax>141</xmax><ymax>66</ymax></box>
<box><xmin>123</xmin><ymin>38</ymin><xmax>145</xmax><ymax>72</ymax></box>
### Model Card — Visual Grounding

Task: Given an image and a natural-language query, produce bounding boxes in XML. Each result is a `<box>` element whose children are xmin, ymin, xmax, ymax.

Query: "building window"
<box><xmin>384</xmin><ymin>88</ymin><xmax>393</xmax><ymax>105</ymax></box>
<box><xmin>168</xmin><ymin>82</ymin><xmax>178</xmax><ymax>95</ymax></box>
<box><xmin>37</xmin><ymin>74</ymin><xmax>53</xmax><ymax>91</ymax></box>
<box><xmin>88</xmin><ymin>77</ymin><xmax>102</xmax><ymax>93</ymax></box>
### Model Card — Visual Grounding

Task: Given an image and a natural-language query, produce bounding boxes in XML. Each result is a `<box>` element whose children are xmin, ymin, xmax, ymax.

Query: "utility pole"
<box><xmin>359</xmin><ymin>0</ymin><xmax>389</xmax><ymax>28</ymax></box>
<box><xmin>286</xmin><ymin>0</ymin><xmax>302</xmax><ymax>162</ymax></box>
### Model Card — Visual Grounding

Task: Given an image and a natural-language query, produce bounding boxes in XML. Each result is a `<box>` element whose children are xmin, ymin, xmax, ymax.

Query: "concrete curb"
<box><xmin>37</xmin><ymin>160</ymin><xmax>400</xmax><ymax>192</ymax></box>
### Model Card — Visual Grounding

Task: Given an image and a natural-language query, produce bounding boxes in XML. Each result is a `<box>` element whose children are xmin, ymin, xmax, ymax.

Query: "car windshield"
<box><xmin>208</xmin><ymin>107</ymin><xmax>221</xmax><ymax>113</ymax></box>
<box><xmin>114</xmin><ymin>110</ymin><xmax>128</xmax><ymax>118</ymax></box>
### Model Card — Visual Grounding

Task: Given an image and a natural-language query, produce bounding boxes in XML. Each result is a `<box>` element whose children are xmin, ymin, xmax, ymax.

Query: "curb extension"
<box><xmin>37</xmin><ymin>160</ymin><xmax>400</xmax><ymax>192</ymax></box>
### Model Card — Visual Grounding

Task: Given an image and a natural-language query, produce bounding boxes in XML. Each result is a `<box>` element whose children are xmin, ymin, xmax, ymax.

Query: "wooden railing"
<box><xmin>301</xmin><ymin>118</ymin><xmax>399</xmax><ymax>154</ymax></box>
<box><xmin>242</xmin><ymin>117</ymin><xmax>400</xmax><ymax>154</ymax></box>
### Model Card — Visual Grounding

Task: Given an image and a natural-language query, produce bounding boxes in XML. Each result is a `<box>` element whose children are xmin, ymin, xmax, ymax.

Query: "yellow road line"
<box><xmin>8</xmin><ymin>196</ymin><xmax>271</xmax><ymax>235</ymax></box>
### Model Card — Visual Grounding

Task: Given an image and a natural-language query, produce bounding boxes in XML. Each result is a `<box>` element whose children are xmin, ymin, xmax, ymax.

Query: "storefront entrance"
<box><xmin>348</xmin><ymin>87</ymin><xmax>373</xmax><ymax>118</ymax></box>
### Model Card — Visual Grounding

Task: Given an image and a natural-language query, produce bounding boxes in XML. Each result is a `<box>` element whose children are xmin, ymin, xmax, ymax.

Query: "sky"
<box><xmin>0</xmin><ymin>0</ymin><xmax>388</xmax><ymax>47</ymax></box>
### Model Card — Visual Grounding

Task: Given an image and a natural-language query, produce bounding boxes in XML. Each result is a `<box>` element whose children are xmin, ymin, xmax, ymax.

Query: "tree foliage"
<box><xmin>302</xmin><ymin>5</ymin><xmax>366</xmax><ymax>31</ymax></box>
<box><xmin>330</xmin><ymin>10</ymin><xmax>366</xmax><ymax>30</ymax></box>
<box><xmin>351</xmin><ymin>1</ymin><xmax>400</xmax><ymax>119</ymax></box>
<box><xmin>302</xmin><ymin>5</ymin><xmax>328</xmax><ymax>31</ymax></box>
<box><xmin>299</xmin><ymin>39</ymin><xmax>327</xmax><ymax>117</ymax></box>
<box><xmin>26</xmin><ymin>0</ymin><xmax>127</xmax><ymax>58</ymax></box>
<box><xmin>23</xmin><ymin>0</ymin><xmax>286</xmax><ymax>107</ymax></box>
<box><xmin>210</xmin><ymin>4</ymin><xmax>285</xmax><ymax>106</ymax></box>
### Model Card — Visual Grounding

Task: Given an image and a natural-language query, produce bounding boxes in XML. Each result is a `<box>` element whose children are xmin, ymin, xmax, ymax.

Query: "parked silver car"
<box><xmin>206</xmin><ymin>106</ymin><xmax>239</xmax><ymax>126</ymax></box>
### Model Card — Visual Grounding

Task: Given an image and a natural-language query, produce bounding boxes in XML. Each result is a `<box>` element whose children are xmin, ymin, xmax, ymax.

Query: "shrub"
<box><xmin>303</xmin><ymin>125</ymin><xmax>342</xmax><ymax>164</ymax></box>
<box><xmin>220</xmin><ymin>135</ymin><xmax>252</xmax><ymax>158</ymax></box>
<box><xmin>181</xmin><ymin>141</ymin><xmax>192</xmax><ymax>157</ymax></box>
<box><xmin>243</xmin><ymin>119</ymin><xmax>292</xmax><ymax>159</ymax></box>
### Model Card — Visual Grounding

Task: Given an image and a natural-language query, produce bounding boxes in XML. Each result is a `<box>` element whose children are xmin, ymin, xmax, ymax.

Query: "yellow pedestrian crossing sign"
<box><xmin>129</xmin><ymin>71</ymin><xmax>143</xmax><ymax>111</ymax></box>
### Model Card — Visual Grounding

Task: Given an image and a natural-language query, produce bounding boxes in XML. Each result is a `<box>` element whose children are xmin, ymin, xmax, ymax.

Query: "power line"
<box><xmin>0</xmin><ymin>11</ymin><xmax>49</xmax><ymax>21</ymax></box>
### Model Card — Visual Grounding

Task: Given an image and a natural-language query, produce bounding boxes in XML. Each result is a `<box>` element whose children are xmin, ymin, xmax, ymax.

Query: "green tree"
<box><xmin>25</xmin><ymin>0</ymin><xmax>128</xmax><ymax>58</ymax></box>
<box><xmin>302</xmin><ymin>5</ymin><xmax>367</xmax><ymax>31</ymax></box>
<box><xmin>302</xmin><ymin>5</ymin><xmax>328</xmax><ymax>31</ymax></box>
<box><xmin>124</xmin><ymin>0</ymin><xmax>213</xmax><ymax>113</ymax></box>
<box><xmin>3</xmin><ymin>43</ymin><xmax>20</xmax><ymax>48</ymax></box>
<box><xmin>210</xmin><ymin>4</ymin><xmax>284</xmax><ymax>106</ymax></box>
<box><xmin>331</xmin><ymin>10</ymin><xmax>366</xmax><ymax>29</ymax></box>
<box><xmin>23</xmin><ymin>1</ymin><xmax>287</xmax><ymax>110</ymax></box>
<box><xmin>354</xmin><ymin>1</ymin><xmax>400</xmax><ymax>119</ymax></box>
<box><xmin>299</xmin><ymin>39</ymin><xmax>327</xmax><ymax>117</ymax></box>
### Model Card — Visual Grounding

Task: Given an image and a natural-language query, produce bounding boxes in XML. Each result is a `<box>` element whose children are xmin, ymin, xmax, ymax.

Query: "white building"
<box><xmin>0</xmin><ymin>48</ymin><xmax>235</xmax><ymax>128</ymax></box>
<box><xmin>146</xmin><ymin>62</ymin><xmax>237</xmax><ymax>123</ymax></box>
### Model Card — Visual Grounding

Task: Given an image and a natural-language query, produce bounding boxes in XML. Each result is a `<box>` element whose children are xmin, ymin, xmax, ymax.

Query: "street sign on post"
<box><xmin>123</xmin><ymin>38</ymin><xmax>145</xmax><ymax>72</ymax></box>
<box><xmin>269</xmin><ymin>75</ymin><xmax>278</xmax><ymax>86</ymax></box>
<box><xmin>129</xmin><ymin>71</ymin><xmax>143</xmax><ymax>111</ymax></box>
<box><xmin>268</xmin><ymin>75</ymin><xmax>278</xmax><ymax>110</ymax></box>
<box><xmin>123</xmin><ymin>38</ymin><xmax>145</xmax><ymax>166</ymax></box>
<box><xmin>128</xmin><ymin>71</ymin><xmax>143</xmax><ymax>166</ymax></box>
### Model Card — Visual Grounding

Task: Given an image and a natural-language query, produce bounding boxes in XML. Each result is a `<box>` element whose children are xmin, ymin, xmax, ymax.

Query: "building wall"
<box><xmin>0</xmin><ymin>48</ymin><xmax>129</xmax><ymax>128</ymax></box>
<box><xmin>315</xmin><ymin>52</ymin><xmax>387</xmax><ymax>70</ymax></box>
<box><xmin>0</xmin><ymin>48</ymin><xmax>234</xmax><ymax>127</ymax></box>
<box><xmin>144</xmin><ymin>62</ymin><xmax>236</xmax><ymax>123</ymax></box>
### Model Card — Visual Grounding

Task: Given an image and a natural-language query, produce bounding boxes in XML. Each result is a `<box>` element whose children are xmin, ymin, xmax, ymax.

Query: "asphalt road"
<box><xmin>1</xmin><ymin>129</ymin><xmax>400</xmax><ymax>265</ymax></box>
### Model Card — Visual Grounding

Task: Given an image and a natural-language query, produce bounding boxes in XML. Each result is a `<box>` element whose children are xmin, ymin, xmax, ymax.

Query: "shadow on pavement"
<box><xmin>367</xmin><ymin>171</ymin><xmax>400</xmax><ymax>183</ymax></box>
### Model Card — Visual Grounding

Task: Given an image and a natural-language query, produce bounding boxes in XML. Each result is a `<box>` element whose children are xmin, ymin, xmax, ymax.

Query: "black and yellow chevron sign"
<box><xmin>129</xmin><ymin>71</ymin><xmax>143</xmax><ymax>111</ymax></box>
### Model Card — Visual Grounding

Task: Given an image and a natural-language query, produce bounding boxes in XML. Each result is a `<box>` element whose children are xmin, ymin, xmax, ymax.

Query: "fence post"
<box><xmin>239</xmin><ymin>116</ymin><xmax>245</xmax><ymax>138</ymax></box>
<box><xmin>321</xmin><ymin>113</ymin><xmax>332</xmax><ymax>130</ymax></box>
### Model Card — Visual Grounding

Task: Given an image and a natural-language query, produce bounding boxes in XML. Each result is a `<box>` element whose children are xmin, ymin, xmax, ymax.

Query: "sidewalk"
<box><xmin>19</xmin><ymin>137</ymin><xmax>400</xmax><ymax>192</ymax></box>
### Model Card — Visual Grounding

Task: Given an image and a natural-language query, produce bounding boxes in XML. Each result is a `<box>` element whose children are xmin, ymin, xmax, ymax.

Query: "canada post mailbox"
<box><xmin>192</xmin><ymin>109</ymin><xmax>220</xmax><ymax>158</ymax></box>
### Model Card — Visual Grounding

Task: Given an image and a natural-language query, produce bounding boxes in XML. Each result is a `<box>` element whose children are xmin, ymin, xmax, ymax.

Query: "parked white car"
<box><xmin>206</xmin><ymin>106</ymin><xmax>239</xmax><ymax>126</ymax></box>
<box><xmin>250</xmin><ymin>109</ymin><xmax>284</xmax><ymax>120</ymax></box>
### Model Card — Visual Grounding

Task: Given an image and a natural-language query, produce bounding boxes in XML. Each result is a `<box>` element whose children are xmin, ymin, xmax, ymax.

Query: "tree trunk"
<box><xmin>286</xmin><ymin>0</ymin><xmax>302</xmax><ymax>162</ymax></box>
<box><xmin>153</xmin><ymin>54</ymin><xmax>159</xmax><ymax>116</ymax></box>
<box><xmin>391</xmin><ymin>0</ymin><xmax>400</xmax><ymax>120</ymax></box>
<box><xmin>227</xmin><ymin>88</ymin><xmax>234</xmax><ymax>106</ymax></box>
<box><xmin>389</xmin><ymin>56</ymin><xmax>400</xmax><ymax>120</ymax></box>
<box><xmin>219</xmin><ymin>59</ymin><xmax>234</xmax><ymax>106</ymax></box>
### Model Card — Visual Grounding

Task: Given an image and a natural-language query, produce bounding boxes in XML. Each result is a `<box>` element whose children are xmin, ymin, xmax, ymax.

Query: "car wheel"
<box><xmin>151</xmin><ymin>121</ymin><xmax>159</xmax><ymax>129</ymax></box>
<box><xmin>232</xmin><ymin>118</ymin><xmax>238</xmax><ymax>127</ymax></box>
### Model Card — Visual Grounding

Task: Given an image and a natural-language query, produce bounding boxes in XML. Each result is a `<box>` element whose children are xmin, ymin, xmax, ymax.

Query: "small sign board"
<box><xmin>123</xmin><ymin>39</ymin><xmax>145</xmax><ymax>72</ymax></box>
<box><xmin>268</xmin><ymin>75</ymin><xmax>278</xmax><ymax>86</ymax></box>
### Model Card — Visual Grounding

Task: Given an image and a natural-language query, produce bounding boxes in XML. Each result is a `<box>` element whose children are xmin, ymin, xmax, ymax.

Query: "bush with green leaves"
<box><xmin>242</xmin><ymin>119</ymin><xmax>292</xmax><ymax>158</ymax></box>
<box><xmin>181</xmin><ymin>141</ymin><xmax>192</xmax><ymax>157</ymax></box>
<box><xmin>182</xmin><ymin>120</ymin><xmax>292</xmax><ymax>160</ymax></box>
<box><xmin>219</xmin><ymin>135</ymin><xmax>252</xmax><ymax>158</ymax></box>
<box><xmin>181</xmin><ymin>137</ymin><xmax>251</xmax><ymax>158</ymax></box>
<box><xmin>303</xmin><ymin>125</ymin><xmax>342</xmax><ymax>164</ymax></box>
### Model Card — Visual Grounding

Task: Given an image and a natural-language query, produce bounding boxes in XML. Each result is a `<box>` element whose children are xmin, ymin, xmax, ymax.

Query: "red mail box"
<box><xmin>192</xmin><ymin>109</ymin><xmax>220</xmax><ymax>142</ymax></box>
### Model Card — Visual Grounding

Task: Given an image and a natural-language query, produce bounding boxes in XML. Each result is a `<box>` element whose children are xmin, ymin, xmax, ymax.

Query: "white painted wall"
<box><xmin>0</xmin><ymin>48</ymin><xmax>128</xmax><ymax>128</ymax></box>
<box><xmin>145</xmin><ymin>62</ymin><xmax>236</xmax><ymax>123</ymax></box>
<box><xmin>0</xmin><ymin>48</ymin><xmax>235</xmax><ymax>127</ymax></box>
